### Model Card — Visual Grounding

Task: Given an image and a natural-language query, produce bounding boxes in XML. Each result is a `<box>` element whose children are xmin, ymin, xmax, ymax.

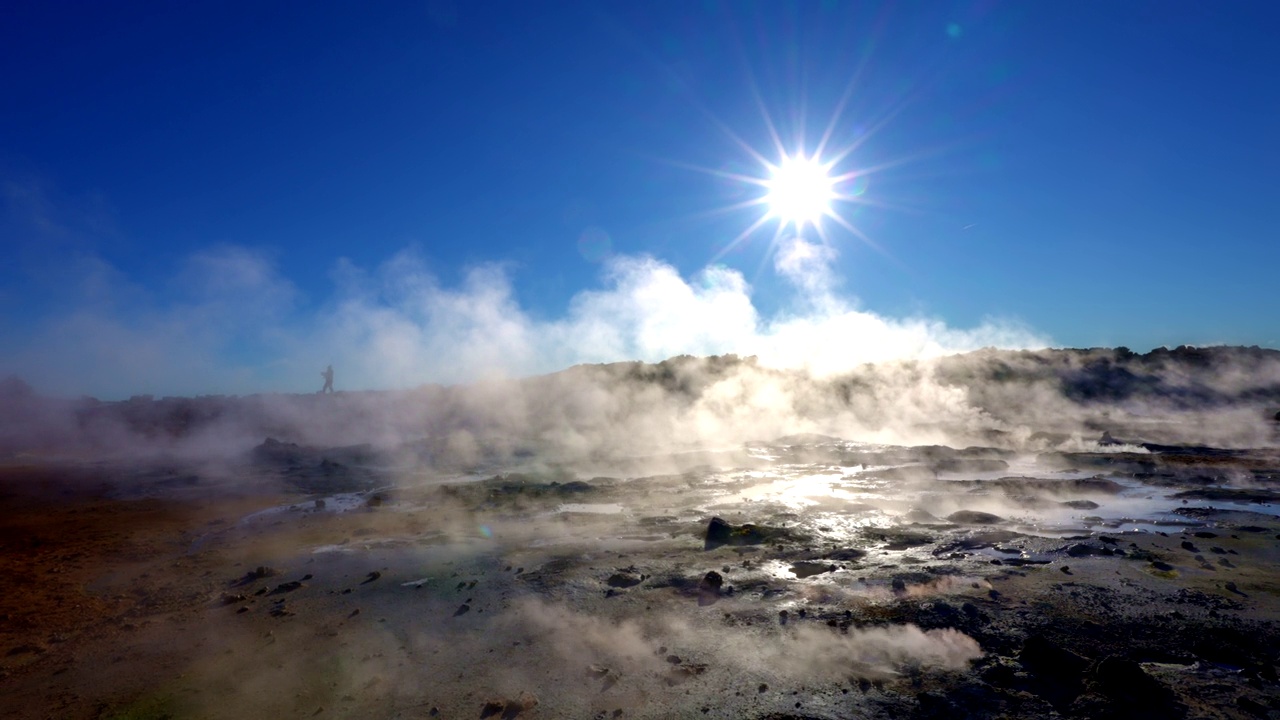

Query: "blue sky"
<box><xmin>2</xmin><ymin>1</ymin><xmax>1278</xmax><ymax>397</ymax></box>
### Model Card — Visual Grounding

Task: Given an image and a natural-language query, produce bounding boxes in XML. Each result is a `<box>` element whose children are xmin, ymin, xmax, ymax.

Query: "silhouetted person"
<box><xmin>320</xmin><ymin>365</ymin><xmax>334</xmax><ymax>394</ymax></box>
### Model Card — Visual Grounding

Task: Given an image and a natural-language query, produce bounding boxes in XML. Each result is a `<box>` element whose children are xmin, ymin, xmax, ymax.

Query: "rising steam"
<box><xmin>3</xmin><ymin>238</ymin><xmax>1045</xmax><ymax>398</ymax></box>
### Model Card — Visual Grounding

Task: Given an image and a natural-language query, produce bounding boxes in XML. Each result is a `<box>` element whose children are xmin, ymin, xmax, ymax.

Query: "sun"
<box><xmin>666</xmin><ymin>78</ymin><xmax>913</xmax><ymax>263</ymax></box>
<box><xmin>764</xmin><ymin>153</ymin><xmax>837</xmax><ymax>230</ymax></box>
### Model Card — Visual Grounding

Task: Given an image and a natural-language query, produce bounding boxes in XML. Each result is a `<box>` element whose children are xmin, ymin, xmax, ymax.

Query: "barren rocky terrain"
<box><xmin>2</xmin><ymin>347</ymin><xmax>1280</xmax><ymax>719</ymax></box>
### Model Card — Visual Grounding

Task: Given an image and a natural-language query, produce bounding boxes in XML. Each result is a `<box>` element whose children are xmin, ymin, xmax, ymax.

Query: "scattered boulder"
<box><xmin>1018</xmin><ymin>635</ymin><xmax>1091</xmax><ymax>709</ymax></box>
<box><xmin>704</xmin><ymin>517</ymin><xmax>794</xmax><ymax>550</ymax></box>
<box><xmin>480</xmin><ymin>693</ymin><xmax>538</xmax><ymax>718</ymax></box>
<box><xmin>238</xmin><ymin>566</ymin><xmax>278</xmax><ymax>585</ymax></box>
<box><xmin>946</xmin><ymin>510</ymin><xmax>1005</xmax><ymax>525</ymax></box>
<box><xmin>1065</xmin><ymin>543</ymin><xmax>1099</xmax><ymax>557</ymax></box>
<box><xmin>269</xmin><ymin>581</ymin><xmax>303</xmax><ymax>595</ymax></box>
<box><xmin>789</xmin><ymin>562</ymin><xmax>836</xmax><ymax>579</ymax></box>
<box><xmin>823</xmin><ymin>547</ymin><xmax>867</xmax><ymax>561</ymax></box>
<box><xmin>607</xmin><ymin>570</ymin><xmax>644</xmax><ymax>589</ymax></box>
<box><xmin>1090</xmin><ymin>656</ymin><xmax>1184</xmax><ymax>715</ymax></box>
<box><xmin>698</xmin><ymin>571</ymin><xmax>723</xmax><ymax>606</ymax></box>
<box><xmin>867</xmin><ymin>527</ymin><xmax>935</xmax><ymax>550</ymax></box>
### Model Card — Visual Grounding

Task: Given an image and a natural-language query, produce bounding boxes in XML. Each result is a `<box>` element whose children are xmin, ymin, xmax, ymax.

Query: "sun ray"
<box><xmin>826</xmin><ymin>211</ymin><xmax>895</xmax><ymax>264</ymax></box>
<box><xmin>649</xmin><ymin>155</ymin><xmax>774</xmax><ymax>187</ymax></box>
<box><xmin>709</xmin><ymin>211</ymin><xmax>776</xmax><ymax>265</ymax></box>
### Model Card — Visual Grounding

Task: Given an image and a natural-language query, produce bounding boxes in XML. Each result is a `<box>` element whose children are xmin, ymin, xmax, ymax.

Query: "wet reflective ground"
<box><xmin>4</xmin><ymin>435</ymin><xmax>1280</xmax><ymax>719</ymax></box>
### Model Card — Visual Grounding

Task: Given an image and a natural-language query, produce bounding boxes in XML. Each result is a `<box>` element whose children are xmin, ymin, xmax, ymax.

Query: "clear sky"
<box><xmin>2</xmin><ymin>1</ymin><xmax>1278</xmax><ymax>398</ymax></box>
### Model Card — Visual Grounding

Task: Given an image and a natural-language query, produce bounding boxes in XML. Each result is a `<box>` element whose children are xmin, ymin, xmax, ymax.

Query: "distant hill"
<box><xmin>3</xmin><ymin>346</ymin><xmax>1278</xmax><ymax>459</ymax></box>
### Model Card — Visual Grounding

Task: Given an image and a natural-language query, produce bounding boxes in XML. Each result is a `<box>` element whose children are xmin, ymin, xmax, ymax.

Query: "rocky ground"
<box><xmin>2</xmin><ymin>434</ymin><xmax>1280</xmax><ymax>719</ymax></box>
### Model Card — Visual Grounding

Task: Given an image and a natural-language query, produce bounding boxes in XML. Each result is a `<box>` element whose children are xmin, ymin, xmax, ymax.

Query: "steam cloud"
<box><xmin>512</xmin><ymin>598</ymin><xmax>982</xmax><ymax>681</ymax></box>
<box><xmin>3</xmin><ymin>238</ymin><xmax>1046</xmax><ymax>398</ymax></box>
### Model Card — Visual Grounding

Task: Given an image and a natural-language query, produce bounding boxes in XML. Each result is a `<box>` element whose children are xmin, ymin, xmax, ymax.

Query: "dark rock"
<box><xmin>703</xmin><ymin>516</ymin><xmax>794</xmax><ymax>549</ymax></box>
<box><xmin>361</xmin><ymin>571</ymin><xmax>381</xmax><ymax>584</ymax></box>
<box><xmin>270</xmin><ymin>581</ymin><xmax>303</xmax><ymax>594</ymax></box>
<box><xmin>238</xmin><ymin>566</ymin><xmax>278</xmax><ymax>585</ymax></box>
<box><xmin>1099</xmin><ymin>431</ymin><xmax>1124</xmax><ymax>446</ymax></box>
<box><xmin>698</xmin><ymin>571</ymin><xmax>723</xmax><ymax>606</ymax></box>
<box><xmin>1174</xmin><ymin>488</ymin><xmax>1280</xmax><ymax>503</ymax></box>
<box><xmin>479</xmin><ymin>693</ymin><xmax>537</xmax><ymax>719</ymax></box>
<box><xmin>823</xmin><ymin>548</ymin><xmax>867</xmax><ymax>561</ymax></box>
<box><xmin>946</xmin><ymin>510</ymin><xmax>1005</xmax><ymax>525</ymax></box>
<box><xmin>789</xmin><ymin>562</ymin><xmax>836</xmax><ymax>579</ymax></box>
<box><xmin>1060</xmin><ymin>499</ymin><xmax>1100</xmax><ymax>510</ymax></box>
<box><xmin>453</xmin><ymin>604</ymin><xmax>471</xmax><ymax>617</ymax></box>
<box><xmin>606</xmin><ymin>572</ymin><xmax>643</xmax><ymax>589</ymax></box>
<box><xmin>1193</xmin><ymin>531</ymin><xmax>1217</xmax><ymax>538</ymax></box>
<box><xmin>1180</xmin><ymin>541</ymin><xmax>1198</xmax><ymax>552</ymax></box>
<box><xmin>1237</xmin><ymin>696</ymin><xmax>1270</xmax><ymax>718</ymax></box>
<box><xmin>1019</xmin><ymin>635</ymin><xmax>1091</xmax><ymax>709</ymax></box>
<box><xmin>1065</xmin><ymin>543</ymin><xmax>1098</xmax><ymax>557</ymax></box>
<box><xmin>867</xmin><ymin>527</ymin><xmax>935</xmax><ymax>549</ymax></box>
<box><xmin>985</xmin><ymin>476</ymin><xmax>1127</xmax><ymax>496</ymax></box>
<box><xmin>1091</xmin><ymin>656</ymin><xmax>1184</xmax><ymax>716</ymax></box>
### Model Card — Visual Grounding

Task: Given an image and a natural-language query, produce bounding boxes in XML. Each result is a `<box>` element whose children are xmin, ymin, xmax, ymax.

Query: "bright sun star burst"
<box><xmin>671</xmin><ymin>75</ymin><xmax>916</xmax><ymax>264</ymax></box>
<box><xmin>764</xmin><ymin>153</ymin><xmax>837</xmax><ymax>230</ymax></box>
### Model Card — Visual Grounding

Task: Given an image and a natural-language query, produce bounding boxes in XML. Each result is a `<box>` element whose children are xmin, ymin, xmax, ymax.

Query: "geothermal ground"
<box><xmin>3</xmin><ymin>428</ymin><xmax>1280</xmax><ymax>719</ymax></box>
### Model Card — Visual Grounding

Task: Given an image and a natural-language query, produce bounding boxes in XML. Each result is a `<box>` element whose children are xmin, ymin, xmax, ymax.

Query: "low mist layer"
<box><xmin>1</xmin><ymin>238</ymin><xmax>1044</xmax><ymax>399</ymax></box>
<box><xmin>3</xmin><ymin>345</ymin><xmax>1278</xmax><ymax>464</ymax></box>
